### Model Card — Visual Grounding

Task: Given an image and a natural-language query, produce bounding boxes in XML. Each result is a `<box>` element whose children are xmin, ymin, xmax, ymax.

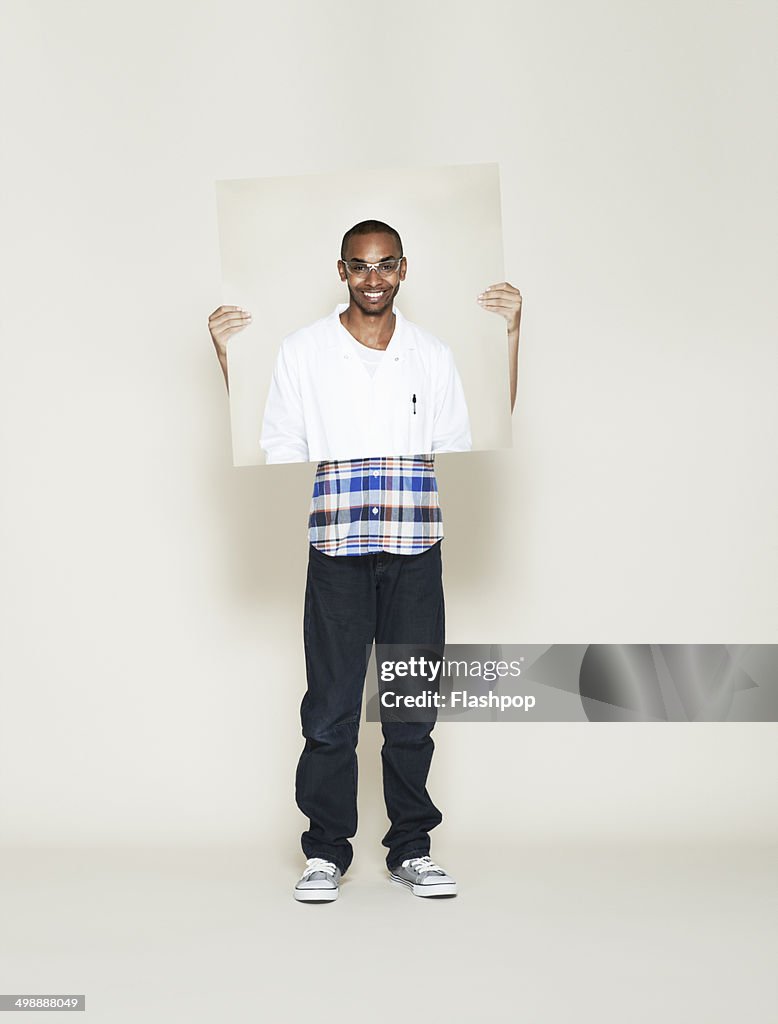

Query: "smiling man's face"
<box><xmin>338</xmin><ymin>232</ymin><xmax>406</xmax><ymax>317</ymax></box>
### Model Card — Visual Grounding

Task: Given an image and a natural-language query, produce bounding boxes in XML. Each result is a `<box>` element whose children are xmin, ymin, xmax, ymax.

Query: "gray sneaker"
<box><xmin>294</xmin><ymin>858</ymin><xmax>341</xmax><ymax>902</ymax></box>
<box><xmin>389</xmin><ymin>855</ymin><xmax>457</xmax><ymax>897</ymax></box>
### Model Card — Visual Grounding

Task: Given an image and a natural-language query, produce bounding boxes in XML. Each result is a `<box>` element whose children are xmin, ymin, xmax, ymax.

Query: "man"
<box><xmin>208</xmin><ymin>220</ymin><xmax>521</xmax><ymax>902</ymax></box>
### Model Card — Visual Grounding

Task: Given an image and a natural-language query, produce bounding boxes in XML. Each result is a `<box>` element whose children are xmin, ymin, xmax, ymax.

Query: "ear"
<box><xmin>399</xmin><ymin>257</ymin><xmax>407</xmax><ymax>281</ymax></box>
<box><xmin>337</xmin><ymin>259</ymin><xmax>347</xmax><ymax>283</ymax></box>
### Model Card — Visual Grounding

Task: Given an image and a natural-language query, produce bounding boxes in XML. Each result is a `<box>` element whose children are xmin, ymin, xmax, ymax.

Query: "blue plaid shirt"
<box><xmin>308</xmin><ymin>455</ymin><xmax>443</xmax><ymax>556</ymax></box>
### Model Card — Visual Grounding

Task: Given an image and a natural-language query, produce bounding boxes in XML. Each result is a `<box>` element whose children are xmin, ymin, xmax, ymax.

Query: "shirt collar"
<box><xmin>327</xmin><ymin>304</ymin><xmax>412</xmax><ymax>356</ymax></box>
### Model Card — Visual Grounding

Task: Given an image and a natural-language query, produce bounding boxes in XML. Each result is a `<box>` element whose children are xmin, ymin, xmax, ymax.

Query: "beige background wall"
<box><xmin>1</xmin><ymin>0</ymin><xmax>776</xmax><ymax>850</ymax></box>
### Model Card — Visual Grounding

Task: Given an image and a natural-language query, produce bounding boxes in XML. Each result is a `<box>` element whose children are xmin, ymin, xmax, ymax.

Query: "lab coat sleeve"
<box><xmin>431</xmin><ymin>346</ymin><xmax>472</xmax><ymax>452</ymax></box>
<box><xmin>259</xmin><ymin>340</ymin><xmax>309</xmax><ymax>464</ymax></box>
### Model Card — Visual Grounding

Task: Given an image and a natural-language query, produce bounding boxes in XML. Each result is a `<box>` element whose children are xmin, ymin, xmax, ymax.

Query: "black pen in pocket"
<box><xmin>412</xmin><ymin>393</ymin><xmax>417</xmax><ymax>415</ymax></box>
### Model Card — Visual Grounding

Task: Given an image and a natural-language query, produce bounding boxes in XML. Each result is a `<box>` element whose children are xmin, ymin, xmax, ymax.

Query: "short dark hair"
<box><xmin>340</xmin><ymin>220</ymin><xmax>403</xmax><ymax>260</ymax></box>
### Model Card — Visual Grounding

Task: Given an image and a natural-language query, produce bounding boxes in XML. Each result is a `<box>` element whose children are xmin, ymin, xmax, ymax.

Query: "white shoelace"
<box><xmin>403</xmin><ymin>855</ymin><xmax>444</xmax><ymax>875</ymax></box>
<box><xmin>302</xmin><ymin>857</ymin><xmax>338</xmax><ymax>878</ymax></box>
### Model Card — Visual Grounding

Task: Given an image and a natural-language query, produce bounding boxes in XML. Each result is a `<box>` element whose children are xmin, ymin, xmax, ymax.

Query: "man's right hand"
<box><xmin>208</xmin><ymin>305</ymin><xmax>252</xmax><ymax>393</ymax></box>
<box><xmin>208</xmin><ymin>305</ymin><xmax>252</xmax><ymax>359</ymax></box>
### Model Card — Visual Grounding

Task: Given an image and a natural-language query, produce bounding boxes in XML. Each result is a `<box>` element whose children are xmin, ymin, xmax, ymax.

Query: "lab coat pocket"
<box><xmin>386</xmin><ymin>354</ymin><xmax>433</xmax><ymax>455</ymax></box>
<box><xmin>406</xmin><ymin>385</ymin><xmax>432</xmax><ymax>455</ymax></box>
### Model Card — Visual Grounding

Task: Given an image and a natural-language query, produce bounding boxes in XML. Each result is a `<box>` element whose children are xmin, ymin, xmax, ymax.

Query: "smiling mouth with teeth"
<box><xmin>363</xmin><ymin>290</ymin><xmax>387</xmax><ymax>299</ymax></box>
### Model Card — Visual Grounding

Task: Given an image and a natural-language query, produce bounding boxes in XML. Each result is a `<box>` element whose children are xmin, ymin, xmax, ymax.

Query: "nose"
<box><xmin>365</xmin><ymin>267</ymin><xmax>383</xmax><ymax>285</ymax></box>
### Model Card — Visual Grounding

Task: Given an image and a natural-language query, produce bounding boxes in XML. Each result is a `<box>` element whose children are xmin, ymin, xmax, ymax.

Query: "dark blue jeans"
<box><xmin>296</xmin><ymin>541</ymin><xmax>445</xmax><ymax>874</ymax></box>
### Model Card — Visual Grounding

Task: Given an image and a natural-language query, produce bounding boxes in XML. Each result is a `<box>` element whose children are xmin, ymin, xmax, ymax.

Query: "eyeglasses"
<box><xmin>341</xmin><ymin>258</ymin><xmax>404</xmax><ymax>278</ymax></box>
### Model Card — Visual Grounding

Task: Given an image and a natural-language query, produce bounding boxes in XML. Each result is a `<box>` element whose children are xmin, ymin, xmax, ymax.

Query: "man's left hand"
<box><xmin>478</xmin><ymin>282</ymin><xmax>522</xmax><ymax>334</ymax></box>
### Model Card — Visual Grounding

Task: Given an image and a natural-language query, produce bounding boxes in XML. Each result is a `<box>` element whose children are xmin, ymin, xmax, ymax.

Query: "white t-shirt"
<box><xmin>347</xmin><ymin>333</ymin><xmax>386</xmax><ymax>378</ymax></box>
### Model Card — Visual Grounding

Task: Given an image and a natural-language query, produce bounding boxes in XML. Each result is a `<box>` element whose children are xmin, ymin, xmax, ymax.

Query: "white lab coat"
<box><xmin>260</xmin><ymin>304</ymin><xmax>472</xmax><ymax>463</ymax></box>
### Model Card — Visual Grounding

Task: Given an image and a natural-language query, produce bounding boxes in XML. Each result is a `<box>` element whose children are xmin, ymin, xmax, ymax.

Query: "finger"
<box><xmin>210</xmin><ymin>311</ymin><xmax>252</xmax><ymax>329</ymax></box>
<box><xmin>477</xmin><ymin>298</ymin><xmax>518</xmax><ymax>311</ymax></box>
<box><xmin>210</xmin><ymin>321</ymin><xmax>251</xmax><ymax>341</ymax></box>
<box><xmin>209</xmin><ymin>306</ymin><xmax>251</xmax><ymax>322</ymax></box>
<box><xmin>209</xmin><ymin>305</ymin><xmax>251</xmax><ymax>317</ymax></box>
<box><xmin>478</xmin><ymin>286</ymin><xmax>520</xmax><ymax>300</ymax></box>
<box><xmin>478</xmin><ymin>300</ymin><xmax>520</xmax><ymax>312</ymax></box>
